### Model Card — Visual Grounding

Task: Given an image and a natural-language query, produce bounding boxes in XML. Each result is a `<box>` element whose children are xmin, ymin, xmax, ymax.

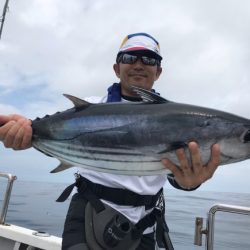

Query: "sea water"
<box><xmin>0</xmin><ymin>180</ymin><xmax>250</xmax><ymax>250</ymax></box>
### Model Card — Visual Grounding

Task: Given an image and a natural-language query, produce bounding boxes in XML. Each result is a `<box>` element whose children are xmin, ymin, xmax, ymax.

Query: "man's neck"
<box><xmin>121</xmin><ymin>94</ymin><xmax>142</xmax><ymax>102</ymax></box>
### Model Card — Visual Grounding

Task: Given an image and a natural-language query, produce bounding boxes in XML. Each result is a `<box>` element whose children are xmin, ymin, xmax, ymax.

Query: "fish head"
<box><xmin>219</xmin><ymin>125</ymin><xmax>250</xmax><ymax>162</ymax></box>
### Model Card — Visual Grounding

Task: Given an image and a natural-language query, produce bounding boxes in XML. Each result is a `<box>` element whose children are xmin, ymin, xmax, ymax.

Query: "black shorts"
<box><xmin>62</xmin><ymin>193</ymin><xmax>155</xmax><ymax>250</ymax></box>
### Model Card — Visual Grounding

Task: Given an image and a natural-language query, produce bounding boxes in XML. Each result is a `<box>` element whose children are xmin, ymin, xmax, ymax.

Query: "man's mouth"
<box><xmin>129</xmin><ymin>74</ymin><xmax>147</xmax><ymax>78</ymax></box>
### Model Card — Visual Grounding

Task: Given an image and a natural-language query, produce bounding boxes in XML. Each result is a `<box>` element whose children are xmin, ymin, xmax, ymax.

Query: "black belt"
<box><xmin>56</xmin><ymin>174</ymin><xmax>162</xmax><ymax>210</ymax></box>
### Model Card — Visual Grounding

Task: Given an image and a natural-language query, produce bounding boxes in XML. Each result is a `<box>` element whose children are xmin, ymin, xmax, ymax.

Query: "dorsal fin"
<box><xmin>63</xmin><ymin>94</ymin><xmax>90</xmax><ymax>108</ymax></box>
<box><xmin>131</xmin><ymin>86</ymin><xmax>171</xmax><ymax>104</ymax></box>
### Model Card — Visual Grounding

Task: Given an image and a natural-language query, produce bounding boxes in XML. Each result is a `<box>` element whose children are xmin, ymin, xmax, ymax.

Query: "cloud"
<box><xmin>0</xmin><ymin>0</ymin><xmax>250</xmax><ymax>193</ymax></box>
<box><xmin>0</xmin><ymin>103</ymin><xmax>20</xmax><ymax>114</ymax></box>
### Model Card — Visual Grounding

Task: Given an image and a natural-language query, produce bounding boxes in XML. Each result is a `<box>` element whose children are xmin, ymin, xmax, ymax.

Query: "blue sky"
<box><xmin>0</xmin><ymin>0</ymin><xmax>250</xmax><ymax>193</ymax></box>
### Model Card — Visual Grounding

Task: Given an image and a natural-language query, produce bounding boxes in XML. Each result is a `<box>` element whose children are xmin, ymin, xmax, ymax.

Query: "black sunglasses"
<box><xmin>117</xmin><ymin>53</ymin><xmax>160</xmax><ymax>66</ymax></box>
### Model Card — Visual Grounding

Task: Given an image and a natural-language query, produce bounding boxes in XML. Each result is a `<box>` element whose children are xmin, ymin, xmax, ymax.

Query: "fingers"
<box><xmin>210</xmin><ymin>144</ymin><xmax>220</xmax><ymax>165</ymax></box>
<box><xmin>0</xmin><ymin>114</ymin><xmax>28</xmax><ymax>125</ymax></box>
<box><xmin>174</xmin><ymin>142</ymin><xmax>201</xmax><ymax>174</ymax></box>
<box><xmin>205</xmin><ymin>144</ymin><xmax>220</xmax><ymax>179</ymax></box>
<box><xmin>162</xmin><ymin>144</ymin><xmax>194</xmax><ymax>176</ymax></box>
<box><xmin>162</xmin><ymin>141</ymin><xmax>221</xmax><ymax>189</ymax></box>
<box><xmin>0</xmin><ymin>115</ymin><xmax>12</xmax><ymax>127</ymax></box>
<box><xmin>0</xmin><ymin>115</ymin><xmax>32</xmax><ymax>150</ymax></box>
<box><xmin>161</xmin><ymin>158</ymin><xmax>181</xmax><ymax>177</ymax></box>
<box><xmin>188</xmin><ymin>142</ymin><xmax>202</xmax><ymax>173</ymax></box>
<box><xmin>175</xmin><ymin>147</ymin><xmax>190</xmax><ymax>171</ymax></box>
<box><xmin>1</xmin><ymin>121</ymin><xmax>20</xmax><ymax>147</ymax></box>
<box><xmin>12</xmin><ymin>120</ymin><xmax>32</xmax><ymax>149</ymax></box>
<box><xmin>20</xmin><ymin>125</ymin><xmax>32</xmax><ymax>149</ymax></box>
<box><xmin>162</xmin><ymin>156</ymin><xmax>193</xmax><ymax>189</ymax></box>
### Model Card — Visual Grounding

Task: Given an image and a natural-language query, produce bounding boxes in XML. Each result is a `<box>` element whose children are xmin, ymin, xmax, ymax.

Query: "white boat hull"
<box><xmin>0</xmin><ymin>223</ymin><xmax>61</xmax><ymax>250</ymax></box>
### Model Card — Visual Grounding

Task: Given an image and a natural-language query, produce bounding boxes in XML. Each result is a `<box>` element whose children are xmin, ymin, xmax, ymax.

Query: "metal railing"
<box><xmin>0</xmin><ymin>172</ymin><xmax>17</xmax><ymax>224</ymax></box>
<box><xmin>194</xmin><ymin>203</ymin><xmax>250</xmax><ymax>250</ymax></box>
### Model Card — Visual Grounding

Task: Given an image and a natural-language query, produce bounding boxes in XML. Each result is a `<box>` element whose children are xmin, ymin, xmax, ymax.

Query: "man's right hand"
<box><xmin>0</xmin><ymin>114</ymin><xmax>32</xmax><ymax>150</ymax></box>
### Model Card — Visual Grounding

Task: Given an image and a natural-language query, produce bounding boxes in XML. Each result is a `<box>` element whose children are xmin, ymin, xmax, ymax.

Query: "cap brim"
<box><xmin>121</xmin><ymin>48</ymin><xmax>162</xmax><ymax>60</ymax></box>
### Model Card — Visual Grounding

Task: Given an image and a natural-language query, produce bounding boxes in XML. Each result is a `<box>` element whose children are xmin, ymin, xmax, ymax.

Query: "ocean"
<box><xmin>1</xmin><ymin>180</ymin><xmax>250</xmax><ymax>250</ymax></box>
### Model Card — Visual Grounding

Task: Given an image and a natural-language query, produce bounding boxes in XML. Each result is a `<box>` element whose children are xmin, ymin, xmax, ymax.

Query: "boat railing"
<box><xmin>0</xmin><ymin>172</ymin><xmax>17</xmax><ymax>224</ymax></box>
<box><xmin>194</xmin><ymin>203</ymin><xmax>250</xmax><ymax>250</ymax></box>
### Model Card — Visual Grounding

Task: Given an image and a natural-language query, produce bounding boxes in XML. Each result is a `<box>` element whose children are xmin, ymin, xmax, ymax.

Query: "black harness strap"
<box><xmin>57</xmin><ymin>174</ymin><xmax>174</xmax><ymax>250</ymax></box>
<box><xmin>57</xmin><ymin>174</ymin><xmax>161</xmax><ymax>210</ymax></box>
<box><xmin>132</xmin><ymin>191</ymin><xmax>174</xmax><ymax>250</ymax></box>
<box><xmin>56</xmin><ymin>182</ymin><xmax>75</xmax><ymax>202</ymax></box>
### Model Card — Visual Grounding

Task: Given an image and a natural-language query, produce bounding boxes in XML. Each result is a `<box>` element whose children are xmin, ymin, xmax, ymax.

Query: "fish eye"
<box><xmin>243</xmin><ymin>130</ymin><xmax>250</xmax><ymax>143</ymax></box>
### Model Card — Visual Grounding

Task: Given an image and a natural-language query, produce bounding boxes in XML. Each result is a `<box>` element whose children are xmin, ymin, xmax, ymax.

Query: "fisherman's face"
<box><xmin>113</xmin><ymin>51</ymin><xmax>162</xmax><ymax>97</ymax></box>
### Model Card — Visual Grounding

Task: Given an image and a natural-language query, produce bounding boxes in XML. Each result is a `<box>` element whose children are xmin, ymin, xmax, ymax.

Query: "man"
<box><xmin>0</xmin><ymin>32</ymin><xmax>220</xmax><ymax>250</ymax></box>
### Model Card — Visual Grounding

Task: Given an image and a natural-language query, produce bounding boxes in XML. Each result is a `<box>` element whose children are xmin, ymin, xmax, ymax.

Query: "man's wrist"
<box><xmin>167</xmin><ymin>174</ymin><xmax>201</xmax><ymax>191</ymax></box>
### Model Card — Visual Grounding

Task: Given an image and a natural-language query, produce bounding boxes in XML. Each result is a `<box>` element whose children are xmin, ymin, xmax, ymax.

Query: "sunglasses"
<box><xmin>117</xmin><ymin>53</ymin><xmax>160</xmax><ymax>66</ymax></box>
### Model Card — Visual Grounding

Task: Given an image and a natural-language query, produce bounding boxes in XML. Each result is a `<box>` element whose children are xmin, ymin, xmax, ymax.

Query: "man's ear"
<box><xmin>113</xmin><ymin>63</ymin><xmax>120</xmax><ymax>78</ymax></box>
<box><xmin>155</xmin><ymin>66</ymin><xmax>162</xmax><ymax>81</ymax></box>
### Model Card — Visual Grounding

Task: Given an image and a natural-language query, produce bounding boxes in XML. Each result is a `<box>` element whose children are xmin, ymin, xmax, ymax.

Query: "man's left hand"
<box><xmin>161</xmin><ymin>142</ymin><xmax>220</xmax><ymax>189</ymax></box>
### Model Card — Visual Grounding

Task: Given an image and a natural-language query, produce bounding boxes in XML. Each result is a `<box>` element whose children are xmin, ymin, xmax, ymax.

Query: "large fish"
<box><xmin>32</xmin><ymin>87</ymin><xmax>250</xmax><ymax>175</ymax></box>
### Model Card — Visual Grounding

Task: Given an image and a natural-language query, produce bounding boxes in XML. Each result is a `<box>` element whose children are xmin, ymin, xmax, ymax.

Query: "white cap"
<box><xmin>118</xmin><ymin>32</ymin><xmax>162</xmax><ymax>60</ymax></box>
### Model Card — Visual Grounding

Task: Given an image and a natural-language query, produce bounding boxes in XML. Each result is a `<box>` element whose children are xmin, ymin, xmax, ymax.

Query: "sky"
<box><xmin>0</xmin><ymin>0</ymin><xmax>250</xmax><ymax>193</ymax></box>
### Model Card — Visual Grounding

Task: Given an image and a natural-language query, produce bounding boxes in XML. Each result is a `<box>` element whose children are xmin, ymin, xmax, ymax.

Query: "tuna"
<box><xmin>31</xmin><ymin>86</ymin><xmax>250</xmax><ymax>175</ymax></box>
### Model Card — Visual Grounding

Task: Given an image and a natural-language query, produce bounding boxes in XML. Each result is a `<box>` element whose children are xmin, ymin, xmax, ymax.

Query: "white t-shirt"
<box><xmin>77</xmin><ymin>94</ymin><xmax>168</xmax><ymax>233</ymax></box>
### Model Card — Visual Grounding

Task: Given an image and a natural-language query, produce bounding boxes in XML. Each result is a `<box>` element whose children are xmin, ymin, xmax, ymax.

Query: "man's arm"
<box><xmin>162</xmin><ymin>142</ymin><xmax>220</xmax><ymax>190</ymax></box>
<box><xmin>0</xmin><ymin>114</ymin><xmax>32</xmax><ymax>150</ymax></box>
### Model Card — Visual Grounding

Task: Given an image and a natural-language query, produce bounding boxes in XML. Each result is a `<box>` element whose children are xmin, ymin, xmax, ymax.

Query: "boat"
<box><xmin>0</xmin><ymin>171</ymin><xmax>250</xmax><ymax>250</ymax></box>
<box><xmin>0</xmin><ymin>172</ymin><xmax>61</xmax><ymax>250</ymax></box>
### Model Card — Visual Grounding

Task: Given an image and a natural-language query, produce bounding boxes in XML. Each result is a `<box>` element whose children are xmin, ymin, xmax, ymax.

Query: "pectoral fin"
<box><xmin>50</xmin><ymin>161</ymin><xmax>74</xmax><ymax>173</ymax></box>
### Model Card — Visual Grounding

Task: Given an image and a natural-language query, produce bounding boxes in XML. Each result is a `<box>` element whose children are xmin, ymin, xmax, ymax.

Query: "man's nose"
<box><xmin>133</xmin><ymin>59</ymin><xmax>144</xmax><ymax>69</ymax></box>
